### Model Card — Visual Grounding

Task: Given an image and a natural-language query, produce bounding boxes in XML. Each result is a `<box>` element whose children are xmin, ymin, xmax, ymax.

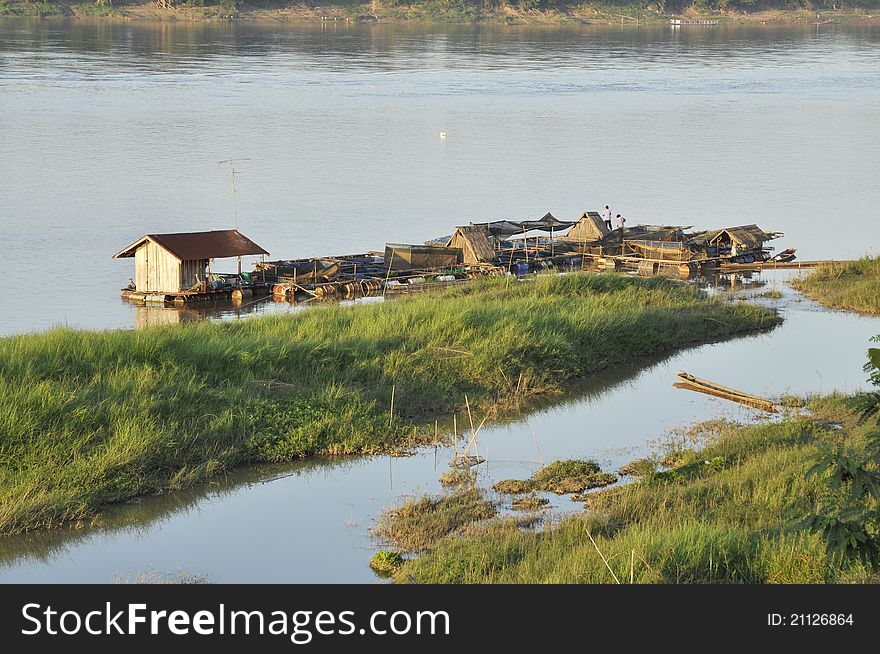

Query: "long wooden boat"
<box><xmin>674</xmin><ymin>371</ymin><xmax>780</xmax><ymax>413</ymax></box>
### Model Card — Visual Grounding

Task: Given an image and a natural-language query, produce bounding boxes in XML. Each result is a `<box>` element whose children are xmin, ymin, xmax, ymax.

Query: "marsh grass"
<box><xmin>373</xmin><ymin>488</ymin><xmax>497</xmax><ymax>552</ymax></box>
<box><xmin>369</xmin><ymin>550</ymin><xmax>404</xmax><ymax>577</ymax></box>
<box><xmin>494</xmin><ymin>458</ymin><xmax>618</xmax><ymax>496</ymax></box>
<box><xmin>0</xmin><ymin>273</ymin><xmax>776</xmax><ymax>534</ymax></box>
<box><xmin>792</xmin><ymin>256</ymin><xmax>880</xmax><ymax>314</ymax></box>
<box><xmin>398</xmin><ymin>397</ymin><xmax>880</xmax><ymax>583</ymax></box>
<box><xmin>511</xmin><ymin>495</ymin><xmax>549</xmax><ymax>511</ymax></box>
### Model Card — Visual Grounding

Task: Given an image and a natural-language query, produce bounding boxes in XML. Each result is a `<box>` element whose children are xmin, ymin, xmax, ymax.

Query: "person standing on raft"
<box><xmin>602</xmin><ymin>205</ymin><xmax>613</xmax><ymax>232</ymax></box>
<box><xmin>614</xmin><ymin>214</ymin><xmax>626</xmax><ymax>230</ymax></box>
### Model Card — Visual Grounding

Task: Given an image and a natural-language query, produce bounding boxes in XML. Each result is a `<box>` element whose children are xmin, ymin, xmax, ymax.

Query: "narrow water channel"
<box><xmin>1</xmin><ymin>272</ymin><xmax>877</xmax><ymax>583</ymax></box>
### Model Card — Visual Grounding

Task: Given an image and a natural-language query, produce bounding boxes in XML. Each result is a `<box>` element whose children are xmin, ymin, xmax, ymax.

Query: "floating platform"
<box><xmin>123</xmin><ymin>284</ymin><xmax>271</xmax><ymax>306</ymax></box>
<box><xmin>669</xmin><ymin>18</ymin><xmax>721</xmax><ymax>26</ymax></box>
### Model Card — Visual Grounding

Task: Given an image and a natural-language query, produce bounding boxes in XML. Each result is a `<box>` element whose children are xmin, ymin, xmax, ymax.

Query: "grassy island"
<box><xmin>793</xmin><ymin>257</ymin><xmax>880</xmax><ymax>315</ymax></box>
<box><xmin>0</xmin><ymin>273</ymin><xmax>776</xmax><ymax>534</ymax></box>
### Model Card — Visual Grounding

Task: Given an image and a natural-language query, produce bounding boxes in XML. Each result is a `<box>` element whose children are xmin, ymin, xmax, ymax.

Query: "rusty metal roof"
<box><xmin>113</xmin><ymin>229</ymin><xmax>269</xmax><ymax>260</ymax></box>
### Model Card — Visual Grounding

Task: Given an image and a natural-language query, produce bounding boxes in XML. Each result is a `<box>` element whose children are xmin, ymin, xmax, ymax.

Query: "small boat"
<box><xmin>674</xmin><ymin>371</ymin><xmax>779</xmax><ymax>413</ymax></box>
<box><xmin>770</xmin><ymin>248</ymin><xmax>797</xmax><ymax>263</ymax></box>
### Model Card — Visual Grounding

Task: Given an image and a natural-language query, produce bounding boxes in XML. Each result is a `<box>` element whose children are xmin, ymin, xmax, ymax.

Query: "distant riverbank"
<box><xmin>1</xmin><ymin>1</ymin><xmax>878</xmax><ymax>26</ymax></box>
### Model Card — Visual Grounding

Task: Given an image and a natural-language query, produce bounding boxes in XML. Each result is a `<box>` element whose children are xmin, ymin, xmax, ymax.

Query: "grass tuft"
<box><xmin>373</xmin><ymin>488</ymin><xmax>497</xmax><ymax>552</ymax></box>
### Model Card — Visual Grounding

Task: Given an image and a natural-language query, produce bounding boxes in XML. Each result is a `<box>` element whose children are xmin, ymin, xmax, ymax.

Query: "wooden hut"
<box><xmin>113</xmin><ymin>229</ymin><xmax>269</xmax><ymax>294</ymax></box>
<box><xmin>561</xmin><ymin>211</ymin><xmax>609</xmax><ymax>243</ymax></box>
<box><xmin>447</xmin><ymin>225</ymin><xmax>495</xmax><ymax>265</ymax></box>
<box><xmin>690</xmin><ymin>225</ymin><xmax>779</xmax><ymax>256</ymax></box>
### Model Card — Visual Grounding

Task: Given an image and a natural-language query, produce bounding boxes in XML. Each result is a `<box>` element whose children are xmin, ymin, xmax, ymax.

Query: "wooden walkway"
<box><xmin>718</xmin><ymin>260</ymin><xmax>847</xmax><ymax>271</ymax></box>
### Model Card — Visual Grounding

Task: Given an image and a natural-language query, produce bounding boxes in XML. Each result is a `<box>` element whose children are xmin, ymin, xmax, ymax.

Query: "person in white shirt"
<box><xmin>602</xmin><ymin>206</ymin><xmax>612</xmax><ymax>232</ymax></box>
<box><xmin>614</xmin><ymin>214</ymin><xmax>626</xmax><ymax>230</ymax></box>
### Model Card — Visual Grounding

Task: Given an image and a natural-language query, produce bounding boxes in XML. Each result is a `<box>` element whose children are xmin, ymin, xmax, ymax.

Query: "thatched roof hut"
<box><xmin>689</xmin><ymin>225</ymin><xmax>778</xmax><ymax>251</ymax></box>
<box><xmin>562</xmin><ymin>211</ymin><xmax>609</xmax><ymax>243</ymax></box>
<box><xmin>447</xmin><ymin>225</ymin><xmax>495</xmax><ymax>265</ymax></box>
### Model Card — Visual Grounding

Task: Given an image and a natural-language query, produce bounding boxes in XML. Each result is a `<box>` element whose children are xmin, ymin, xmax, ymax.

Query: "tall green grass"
<box><xmin>793</xmin><ymin>256</ymin><xmax>880</xmax><ymax>315</ymax></box>
<box><xmin>399</xmin><ymin>397</ymin><xmax>879</xmax><ymax>583</ymax></box>
<box><xmin>0</xmin><ymin>273</ymin><xmax>776</xmax><ymax>534</ymax></box>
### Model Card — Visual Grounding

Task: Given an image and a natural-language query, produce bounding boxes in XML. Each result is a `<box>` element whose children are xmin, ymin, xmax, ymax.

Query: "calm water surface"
<box><xmin>1</xmin><ymin>19</ymin><xmax>879</xmax><ymax>335</ymax></box>
<box><xmin>0</xmin><ymin>20</ymin><xmax>878</xmax><ymax>582</ymax></box>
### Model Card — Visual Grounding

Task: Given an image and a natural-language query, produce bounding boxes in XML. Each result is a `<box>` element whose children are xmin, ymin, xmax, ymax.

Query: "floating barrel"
<box><xmin>360</xmin><ymin>280</ymin><xmax>381</xmax><ymax>295</ymax></box>
<box><xmin>313</xmin><ymin>284</ymin><xmax>338</xmax><ymax>299</ymax></box>
<box><xmin>437</xmin><ymin>275</ymin><xmax>456</xmax><ymax>282</ymax></box>
<box><xmin>341</xmin><ymin>281</ymin><xmax>360</xmax><ymax>298</ymax></box>
<box><xmin>637</xmin><ymin>261</ymin><xmax>659</xmax><ymax>276</ymax></box>
<box><xmin>598</xmin><ymin>258</ymin><xmax>621</xmax><ymax>271</ymax></box>
<box><xmin>678</xmin><ymin>262</ymin><xmax>696</xmax><ymax>278</ymax></box>
<box><xmin>145</xmin><ymin>294</ymin><xmax>167</xmax><ymax>304</ymax></box>
<box><xmin>407</xmin><ymin>276</ymin><xmax>426</xmax><ymax>285</ymax></box>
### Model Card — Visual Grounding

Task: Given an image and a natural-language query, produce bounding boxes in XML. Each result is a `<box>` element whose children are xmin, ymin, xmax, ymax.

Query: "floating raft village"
<box><xmin>115</xmin><ymin>211</ymin><xmax>801</xmax><ymax>306</ymax></box>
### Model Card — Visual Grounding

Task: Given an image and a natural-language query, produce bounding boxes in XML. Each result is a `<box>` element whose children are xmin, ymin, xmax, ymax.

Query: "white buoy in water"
<box><xmin>439</xmin><ymin>131</ymin><xmax>447</xmax><ymax>139</ymax></box>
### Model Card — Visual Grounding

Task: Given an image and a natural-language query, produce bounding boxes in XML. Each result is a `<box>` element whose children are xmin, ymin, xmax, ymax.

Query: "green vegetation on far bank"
<box><xmin>395</xmin><ymin>395</ymin><xmax>880</xmax><ymax>583</ymax></box>
<box><xmin>0</xmin><ymin>273</ymin><xmax>775</xmax><ymax>535</ymax></box>
<box><xmin>2</xmin><ymin>0</ymin><xmax>879</xmax><ymax>23</ymax></box>
<box><xmin>793</xmin><ymin>257</ymin><xmax>880</xmax><ymax>315</ymax></box>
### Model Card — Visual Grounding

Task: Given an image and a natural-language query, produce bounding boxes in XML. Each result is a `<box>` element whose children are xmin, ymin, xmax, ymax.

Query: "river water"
<box><xmin>0</xmin><ymin>19</ymin><xmax>879</xmax><ymax>582</ymax></box>
<box><xmin>1</xmin><ymin>19</ymin><xmax>879</xmax><ymax>335</ymax></box>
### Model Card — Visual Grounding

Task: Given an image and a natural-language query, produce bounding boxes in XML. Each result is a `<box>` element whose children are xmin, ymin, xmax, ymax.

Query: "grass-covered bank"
<box><xmin>793</xmin><ymin>257</ymin><xmax>880</xmax><ymax>315</ymax></box>
<box><xmin>1</xmin><ymin>0</ymin><xmax>879</xmax><ymax>24</ymax></box>
<box><xmin>396</xmin><ymin>396</ymin><xmax>880</xmax><ymax>583</ymax></box>
<box><xmin>0</xmin><ymin>273</ymin><xmax>775</xmax><ymax>535</ymax></box>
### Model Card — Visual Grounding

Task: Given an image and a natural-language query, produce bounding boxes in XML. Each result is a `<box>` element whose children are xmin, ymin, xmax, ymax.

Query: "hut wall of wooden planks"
<box><xmin>132</xmin><ymin>240</ymin><xmax>208</xmax><ymax>294</ymax></box>
<box><xmin>114</xmin><ymin>229</ymin><xmax>270</xmax><ymax>294</ymax></box>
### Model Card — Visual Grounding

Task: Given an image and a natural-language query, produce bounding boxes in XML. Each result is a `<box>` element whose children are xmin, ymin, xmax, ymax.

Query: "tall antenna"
<box><xmin>218</xmin><ymin>158</ymin><xmax>251</xmax><ymax>229</ymax></box>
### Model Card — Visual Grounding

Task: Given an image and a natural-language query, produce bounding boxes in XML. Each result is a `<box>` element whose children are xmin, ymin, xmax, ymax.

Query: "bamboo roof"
<box><xmin>689</xmin><ymin>224</ymin><xmax>778</xmax><ymax>249</ymax></box>
<box><xmin>562</xmin><ymin>211</ymin><xmax>608</xmax><ymax>242</ymax></box>
<box><xmin>448</xmin><ymin>225</ymin><xmax>495</xmax><ymax>264</ymax></box>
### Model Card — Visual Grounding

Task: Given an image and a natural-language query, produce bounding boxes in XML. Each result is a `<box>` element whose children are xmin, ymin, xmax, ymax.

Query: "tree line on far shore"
<box><xmin>3</xmin><ymin>0</ymin><xmax>880</xmax><ymax>20</ymax></box>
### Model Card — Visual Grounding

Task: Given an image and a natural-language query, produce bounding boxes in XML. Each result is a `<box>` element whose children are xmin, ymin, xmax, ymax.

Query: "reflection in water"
<box><xmin>0</xmin><ymin>457</ymin><xmax>357</xmax><ymax>569</ymax></box>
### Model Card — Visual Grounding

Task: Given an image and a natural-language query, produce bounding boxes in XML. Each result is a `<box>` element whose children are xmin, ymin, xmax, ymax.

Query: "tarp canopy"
<box><xmin>595</xmin><ymin>224</ymin><xmax>691</xmax><ymax>246</ymax></box>
<box><xmin>470</xmin><ymin>212</ymin><xmax>576</xmax><ymax>238</ymax></box>
<box><xmin>384</xmin><ymin>243</ymin><xmax>463</xmax><ymax>271</ymax></box>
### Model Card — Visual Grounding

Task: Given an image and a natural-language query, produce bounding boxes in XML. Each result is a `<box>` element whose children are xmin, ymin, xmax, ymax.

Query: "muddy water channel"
<box><xmin>0</xmin><ymin>272</ymin><xmax>877</xmax><ymax>582</ymax></box>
